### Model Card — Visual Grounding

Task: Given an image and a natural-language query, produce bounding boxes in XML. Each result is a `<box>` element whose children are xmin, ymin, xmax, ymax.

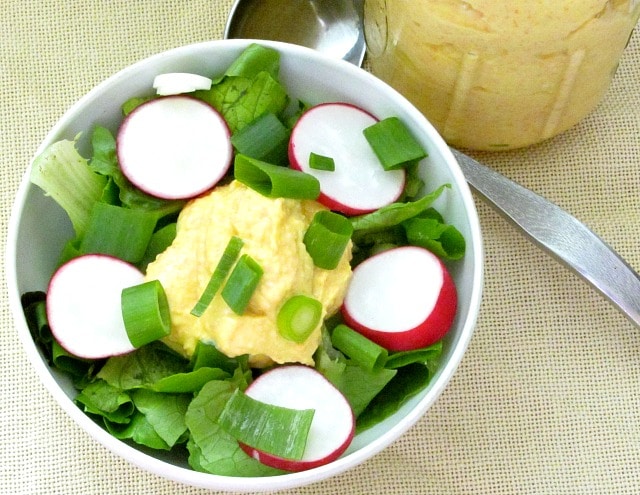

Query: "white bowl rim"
<box><xmin>5</xmin><ymin>38</ymin><xmax>484</xmax><ymax>492</ymax></box>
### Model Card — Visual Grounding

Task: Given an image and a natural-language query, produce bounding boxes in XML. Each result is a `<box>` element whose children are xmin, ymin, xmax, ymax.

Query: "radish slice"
<box><xmin>240</xmin><ymin>365</ymin><xmax>355</xmax><ymax>472</ymax></box>
<box><xmin>117</xmin><ymin>95</ymin><xmax>232</xmax><ymax>200</ymax></box>
<box><xmin>152</xmin><ymin>72</ymin><xmax>213</xmax><ymax>95</ymax></box>
<box><xmin>289</xmin><ymin>103</ymin><xmax>405</xmax><ymax>215</ymax></box>
<box><xmin>341</xmin><ymin>246</ymin><xmax>457</xmax><ymax>351</ymax></box>
<box><xmin>46</xmin><ymin>254</ymin><xmax>144</xmax><ymax>359</ymax></box>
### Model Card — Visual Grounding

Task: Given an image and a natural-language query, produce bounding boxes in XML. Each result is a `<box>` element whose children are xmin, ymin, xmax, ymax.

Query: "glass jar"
<box><xmin>364</xmin><ymin>0</ymin><xmax>640</xmax><ymax>150</ymax></box>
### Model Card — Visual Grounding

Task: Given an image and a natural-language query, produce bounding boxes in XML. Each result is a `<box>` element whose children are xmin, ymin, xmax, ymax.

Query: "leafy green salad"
<box><xmin>22</xmin><ymin>43</ymin><xmax>466</xmax><ymax>476</ymax></box>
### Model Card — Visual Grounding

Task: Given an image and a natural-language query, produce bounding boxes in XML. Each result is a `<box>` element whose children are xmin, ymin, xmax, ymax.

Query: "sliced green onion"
<box><xmin>309</xmin><ymin>152</ymin><xmax>335</xmax><ymax>171</ymax></box>
<box><xmin>331</xmin><ymin>324</ymin><xmax>388</xmax><ymax>372</ymax></box>
<box><xmin>363</xmin><ymin>116</ymin><xmax>427</xmax><ymax>170</ymax></box>
<box><xmin>121</xmin><ymin>280</ymin><xmax>172</xmax><ymax>348</ymax></box>
<box><xmin>221</xmin><ymin>254</ymin><xmax>263</xmax><ymax>315</ymax></box>
<box><xmin>231</xmin><ymin>112</ymin><xmax>290</xmax><ymax>164</ymax></box>
<box><xmin>303</xmin><ymin>210</ymin><xmax>353</xmax><ymax>270</ymax></box>
<box><xmin>191</xmin><ymin>236</ymin><xmax>245</xmax><ymax>317</ymax></box>
<box><xmin>277</xmin><ymin>295</ymin><xmax>323</xmax><ymax>343</ymax></box>
<box><xmin>218</xmin><ymin>388</ymin><xmax>314</xmax><ymax>460</ymax></box>
<box><xmin>234</xmin><ymin>153</ymin><xmax>320</xmax><ymax>200</ymax></box>
<box><xmin>80</xmin><ymin>202</ymin><xmax>158</xmax><ymax>263</ymax></box>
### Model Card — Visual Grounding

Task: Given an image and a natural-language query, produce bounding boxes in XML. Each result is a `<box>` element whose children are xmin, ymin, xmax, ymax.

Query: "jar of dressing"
<box><xmin>364</xmin><ymin>1</ymin><xmax>640</xmax><ymax>150</ymax></box>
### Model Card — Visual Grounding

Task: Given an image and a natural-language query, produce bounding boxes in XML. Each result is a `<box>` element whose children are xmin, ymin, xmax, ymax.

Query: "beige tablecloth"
<box><xmin>2</xmin><ymin>2</ymin><xmax>639</xmax><ymax>494</ymax></box>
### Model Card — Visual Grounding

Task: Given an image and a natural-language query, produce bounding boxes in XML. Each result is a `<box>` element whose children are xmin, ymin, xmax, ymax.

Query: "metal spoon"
<box><xmin>225</xmin><ymin>0</ymin><xmax>366</xmax><ymax>66</ymax></box>
<box><xmin>224</xmin><ymin>0</ymin><xmax>640</xmax><ymax>327</ymax></box>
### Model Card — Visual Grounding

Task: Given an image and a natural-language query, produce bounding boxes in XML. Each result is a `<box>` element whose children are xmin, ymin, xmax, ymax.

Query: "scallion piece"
<box><xmin>231</xmin><ymin>112</ymin><xmax>290</xmax><ymax>164</ymax></box>
<box><xmin>309</xmin><ymin>152</ymin><xmax>335</xmax><ymax>171</ymax></box>
<box><xmin>191</xmin><ymin>236</ymin><xmax>244</xmax><ymax>317</ymax></box>
<box><xmin>303</xmin><ymin>210</ymin><xmax>353</xmax><ymax>270</ymax></box>
<box><xmin>363</xmin><ymin>116</ymin><xmax>427</xmax><ymax>170</ymax></box>
<box><xmin>331</xmin><ymin>324</ymin><xmax>388</xmax><ymax>372</ymax></box>
<box><xmin>80</xmin><ymin>202</ymin><xmax>157</xmax><ymax>263</ymax></box>
<box><xmin>218</xmin><ymin>388</ymin><xmax>314</xmax><ymax>460</ymax></box>
<box><xmin>277</xmin><ymin>295</ymin><xmax>323</xmax><ymax>343</ymax></box>
<box><xmin>234</xmin><ymin>153</ymin><xmax>320</xmax><ymax>200</ymax></box>
<box><xmin>121</xmin><ymin>280</ymin><xmax>172</xmax><ymax>348</ymax></box>
<box><xmin>221</xmin><ymin>254</ymin><xmax>263</xmax><ymax>315</ymax></box>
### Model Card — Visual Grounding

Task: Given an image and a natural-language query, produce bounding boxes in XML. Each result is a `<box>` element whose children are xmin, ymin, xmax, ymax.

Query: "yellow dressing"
<box><xmin>365</xmin><ymin>0</ymin><xmax>640</xmax><ymax>150</ymax></box>
<box><xmin>144</xmin><ymin>181</ymin><xmax>352</xmax><ymax>366</ymax></box>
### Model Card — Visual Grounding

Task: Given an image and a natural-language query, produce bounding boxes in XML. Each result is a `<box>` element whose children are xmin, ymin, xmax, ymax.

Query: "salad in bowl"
<box><xmin>6</xmin><ymin>40</ymin><xmax>483</xmax><ymax>492</ymax></box>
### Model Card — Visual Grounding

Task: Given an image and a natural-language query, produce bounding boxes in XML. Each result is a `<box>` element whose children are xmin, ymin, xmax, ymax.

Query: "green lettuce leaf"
<box><xmin>97</xmin><ymin>342</ymin><xmax>189</xmax><ymax>390</ymax></box>
<box><xmin>196</xmin><ymin>71</ymin><xmax>289</xmax><ymax>134</ymax></box>
<box><xmin>74</xmin><ymin>380</ymin><xmax>134</xmax><ymax>424</ymax></box>
<box><xmin>30</xmin><ymin>138</ymin><xmax>107</xmax><ymax>237</ymax></box>
<box><xmin>189</xmin><ymin>340</ymin><xmax>250</xmax><ymax>375</ymax></box>
<box><xmin>223</xmin><ymin>43</ymin><xmax>281</xmax><ymax>80</ymax></box>
<box><xmin>384</xmin><ymin>341</ymin><xmax>443</xmax><ymax>369</ymax></box>
<box><xmin>313</xmin><ymin>326</ymin><xmax>348</xmax><ymax>389</ymax></box>
<box><xmin>149</xmin><ymin>367</ymin><xmax>230</xmax><ymax>393</ymax></box>
<box><xmin>355</xmin><ymin>363</ymin><xmax>432</xmax><ymax>433</ymax></box>
<box><xmin>88</xmin><ymin>126</ymin><xmax>185</xmax><ymax>216</ymax></box>
<box><xmin>132</xmin><ymin>389</ymin><xmax>190</xmax><ymax>447</ymax></box>
<box><xmin>402</xmin><ymin>216</ymin><xmax>466</xmax><ymax>260</ymax></box>
<box><xmin>106</xmin><ymin>410</ymin><xmax>170</xmax><ymax>450</ymax></box>
<box><xmin>351</xmin><ymin>184</ymin><xmax>449</xmax><ymax>233</ymax></box>
<box><xmin>337</xmin><ymin>363</ymin><xmax>397</xmax><ymax>417</ymax></box>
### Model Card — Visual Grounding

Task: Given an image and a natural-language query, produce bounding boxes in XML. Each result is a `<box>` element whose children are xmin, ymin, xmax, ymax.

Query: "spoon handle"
<box><xmin>451</xmin><ymin>148</ymin><xmax>640</xmax><ymax>328</ymax></box>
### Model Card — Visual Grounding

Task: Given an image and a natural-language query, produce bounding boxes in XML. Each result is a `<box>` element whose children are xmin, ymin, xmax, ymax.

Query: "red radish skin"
<box><xmin>239</xmin><ymin>365</ymin><xmax>355</xmax><ymax>472</ymax></box>
<box><xmin>46</xmin><ymin>254</ymin><xmax>144</xmax><ymax>359</ymax></box>
<box><xmin>341</xmin><ymin>246</ymin><xmax>457</xmax><ymax>351</ymax></box>
<box><xmin>117</xmin><ymin>95</ymin><xmax>232</xmax><ymax>200</ymax></box>
<box><xmin>289</xmin><ymin>102</ymin><xmax>405</xmax><ymax>215</ymax></box>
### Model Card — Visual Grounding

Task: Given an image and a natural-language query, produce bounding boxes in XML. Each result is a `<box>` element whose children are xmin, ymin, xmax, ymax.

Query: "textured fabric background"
<box><xmin>2</xmin><ymin>2</ymin><xmax>639</xmax><ymax>494</ymax></box>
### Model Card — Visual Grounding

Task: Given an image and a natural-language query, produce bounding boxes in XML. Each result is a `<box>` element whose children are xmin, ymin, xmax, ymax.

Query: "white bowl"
<box><xmin>6</xmin><ymin>39</ymin><xmax>483</xmax><ymax>492</ymax></box>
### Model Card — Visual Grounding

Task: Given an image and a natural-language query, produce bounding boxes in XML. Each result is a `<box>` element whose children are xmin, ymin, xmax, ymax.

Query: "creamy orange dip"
<box><xmin>144</xmin><ymin>181</ymin><xmax>353</xmax><ymax>366</ymax></box>
<box><xmin>365</xmin><ymin>0</ymin><xmax>639</xmax><ymax>149</ymax></box>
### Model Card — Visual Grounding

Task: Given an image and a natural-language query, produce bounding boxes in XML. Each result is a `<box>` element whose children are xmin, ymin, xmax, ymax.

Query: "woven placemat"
<box><xmin>2</xmin><ymin>2</ymin><xmax>639</xmax><ymax>494</ymax></box>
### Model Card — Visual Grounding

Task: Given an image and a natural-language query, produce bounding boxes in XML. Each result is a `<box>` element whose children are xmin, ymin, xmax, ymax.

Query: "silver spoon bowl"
<box><xmin>225</xmin><ymin>0</ymin><xmax>366</xmax><ymax>66</ymax></box>
<box><xmin>224</xmin><ymin>0</ymin><xmax>640</xmax><ymax>327</ymax></box>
